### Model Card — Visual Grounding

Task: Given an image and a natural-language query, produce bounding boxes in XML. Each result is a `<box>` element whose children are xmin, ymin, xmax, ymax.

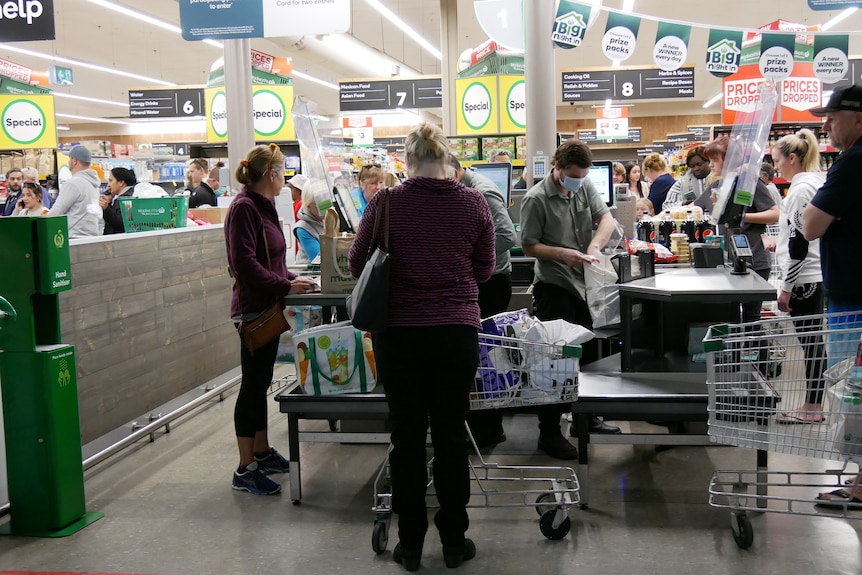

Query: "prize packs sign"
<box><xmin>0</xmin><ymin>94</ymin><xmax>57</xmax><ymax>148</ymax></box>
<box><xmin>205</xmin><ymin>85</ymin><xmax>295</xmax><ymax>142</ymax></box>
<box><xmin>722</xmin><ymin>63</ymin><xmax>821</xmax><ymax>124</ymax></box>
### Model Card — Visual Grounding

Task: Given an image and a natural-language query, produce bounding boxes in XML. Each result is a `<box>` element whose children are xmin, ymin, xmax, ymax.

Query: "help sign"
<box><xmin>0</xmin><ymin>0</ymin><xmax>54</xmax><ymax>41</ymax></box>
<box><xmin>0</xmin><ymin>0</ymin><xmax>43</xmax><ymax>24</ymax></box>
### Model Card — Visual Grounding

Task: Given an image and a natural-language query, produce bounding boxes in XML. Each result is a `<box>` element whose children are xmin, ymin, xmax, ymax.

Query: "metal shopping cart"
<box><xmin>371</xmin><ymin>332</ymin><xmax>582</xmax><ymax>553</ymax></box>
<box><xmin>703</xmin><ymin>311</ymin><xmax>862</xmax><ymax>549</ymax></box>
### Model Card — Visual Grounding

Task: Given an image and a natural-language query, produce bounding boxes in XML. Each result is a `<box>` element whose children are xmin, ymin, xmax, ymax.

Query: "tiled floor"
<box><xmin>1</xmin><ymin>384</ymin><xmax>860</xmax><ymax>575</ymax></box>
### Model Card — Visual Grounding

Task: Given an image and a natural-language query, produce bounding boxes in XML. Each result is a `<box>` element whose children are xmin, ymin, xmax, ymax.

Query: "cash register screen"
<box><xmin>470</xmin><ymin>163</ymin><xmax>512</xmax><ymax>206</ymax></box>
<box><xmin>587</xmin><ymin>161</ymin><xmax>614</xmax><ymax>207</ymax></box>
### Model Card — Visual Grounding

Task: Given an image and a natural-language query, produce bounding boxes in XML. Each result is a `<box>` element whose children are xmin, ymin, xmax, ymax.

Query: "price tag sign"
<box><xmin>353</xmin><ymin>128</ymin><xmax>374</xmax><ymax>147</ymax></box>
<box><xmin>596</xmin><ymin>107</ymin><xmax>629</xmax><ymax>140</ymax></box>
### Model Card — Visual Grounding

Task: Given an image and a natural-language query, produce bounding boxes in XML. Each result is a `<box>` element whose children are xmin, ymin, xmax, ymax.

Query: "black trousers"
<box><xmin>235</xmin><ymin>335</ymin><xmax>279</xmax><ymax>437</ymax></box>
<box><xmin>468</xmin><ymin>272</ymin><xmax>513</xmax><ymax>435</ymax></box>
<box><xmin>533</xmin><ymin>282</ymin><xmax>597</xmax><ymax>435</ymax></box>
<box><xmin>789</xmin><ymin>283</ymin><xmax>827</xmax><ymax>404</ymax></box>
<box><xmin>375</xmin><ymin>325</ymin><xmax>479</xmax><ymax>550</ymax></box>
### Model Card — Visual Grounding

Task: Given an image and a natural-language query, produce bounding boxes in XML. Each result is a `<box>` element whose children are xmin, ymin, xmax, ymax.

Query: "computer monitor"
<box><xmin>587</xmin><ymin>160</ymin><xmax>614</xmax><ymax>207</ymax></box>
<box><xmin>470</xmin><ymin>162</ymin><xmax>512</xmax><ymax>206</ymax></box>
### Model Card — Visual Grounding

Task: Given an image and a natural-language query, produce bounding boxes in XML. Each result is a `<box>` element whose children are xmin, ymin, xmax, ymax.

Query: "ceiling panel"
<box><xmin>0</xmin><ymin>0</ymin><xmax>860</xmax><ymax>131</ymax></box>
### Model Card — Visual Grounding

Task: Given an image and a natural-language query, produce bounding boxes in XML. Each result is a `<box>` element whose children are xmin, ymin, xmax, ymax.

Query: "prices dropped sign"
<box><xmin>0</xmin><ymin>94</ymin><xmax>56</xmax><ymax>148</ymax></box>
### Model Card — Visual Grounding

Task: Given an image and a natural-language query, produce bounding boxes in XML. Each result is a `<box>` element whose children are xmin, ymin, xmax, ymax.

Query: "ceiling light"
<box><xmin>292</xmin><ymin>70</ymin><xmax>339</xmax><ymax>91</ymax></box>
<box><xmin>821</xmin><ymin>7</ymin><xmax>858</xmax><ymax>31</ymax></box>
<box><xmin>56</xmin><ymin>113</ymin><xmax>135</xmax><ymax>126</ymax></box>
<box><xmin>57</xmin><ymin>125</ymin><xmax>70</xmax><ymax>131</ymax></box>
<box><xmin>622</xmin><ymin>0</ymin><xmax>635</xmax><ymax>13</ymax></box>
<box><xmin>703</xmin><ymin>92</ymin><xmax>722</xmax><ymax>108</ymax></box>
<box><xmin>0</xmin><ymin>44</ymin><xmax>174</xmax><ymax>86</ymax></box>
<box><xmin>53</xmin><ymin>92</ymin><xmax>129</xmax><ymax>108</ymax></box>
<box><xmin>364</xmin><ymin>0</ymin><xmax>442</xmax><ymax>61</ymax></box>
<box><xmin>612</xmin><ymin>59</ymin><xmax>621</xmax><ymax>68</ymax></box>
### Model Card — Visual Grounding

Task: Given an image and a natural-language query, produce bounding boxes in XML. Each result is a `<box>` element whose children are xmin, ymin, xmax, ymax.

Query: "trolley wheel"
<box><xmin>539</xmin><ymin>509</ymin><xmax>571</xmax><ymax>540</ymax></box>
<box><xmin>731</xmin><ymin>513</ymin><xmax>753</xmax><ymax>550</ymax></box>
<box><xmin>372</xmin><ymin>521</ymin><xmax>389</xmax><ymax>554</ymax></box>
<box><xmin>535</xmin><ymin>493</ymin><xmax>556</xmax><ymax>517</ymax></box>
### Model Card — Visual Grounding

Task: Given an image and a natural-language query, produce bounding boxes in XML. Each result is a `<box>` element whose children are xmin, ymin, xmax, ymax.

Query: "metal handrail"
<box><xmin>82</xmin><ymin>374</ymin><xmax>242</xmax><ymax>471</ymax></box>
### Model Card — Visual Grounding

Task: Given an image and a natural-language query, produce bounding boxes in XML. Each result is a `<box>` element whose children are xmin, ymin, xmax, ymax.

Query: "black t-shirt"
<box><xmin>810</xmin><ymin>136</ymin><xmax>862</xmax><ymax>304</ymax></box>
<box><xmin>189</xmin><ymin>182</ymin><xmax>217</xmax><ymax>208</ymax></box>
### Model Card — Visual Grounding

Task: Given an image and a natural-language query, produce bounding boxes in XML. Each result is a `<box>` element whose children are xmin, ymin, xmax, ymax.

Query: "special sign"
<box><xmin>0</xmin><ymin>94</ymin><xmax>56</xmax><ymax>148</ymax></box>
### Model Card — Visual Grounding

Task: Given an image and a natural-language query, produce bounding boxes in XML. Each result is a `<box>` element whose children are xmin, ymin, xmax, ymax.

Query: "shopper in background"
<box><xmin>449</xmin><ymin>153</ymin><xmax>518</xmax><ymax>448</ymax></box>
<box><xmin>12</xmin><ymin>182</ymin><xmax>49</xmax><ymax>216</ymax></box>
<box><xmin>293</xmin><ymin>179</ymin><xmax>326</xmax><ymax>264</ymax></box>
<box><xmin>21</xmin><ymin>167</ymin><xmax>51</xmax><ymax>209</ymax></box>
<box><xmin>801</xmin><ymin>86</ymin><xmax>862</xmax><ymax>506</ymax></box>
<box><xmin>206</xmin><ymin>161</ymin><xmax>225</xmax><ymax>196</ymax></box>
<box><xmin>662</xmin><ymin>146</ymin><xmax>710</xmax><ymax>210</ymax></box>
<box><xmin>642</xmin><ymin>153</ymin><xmax>676</xmax><ymax>210</ymax></box>
<box><xmin>763</xmin><ymin>129</ymin><xmax>826</xmax><ymax>424</ymax></box>
<box><xmin>489</xmin><ymin>149</ymin><xmax>511</xmax><ymax>163</ymax></box>
<box><xmin>48</xmin><ymin>145</ymin><xmax>101</xmax><ymax>238</ymax></box>
<box><xmin>1</xmin><ymin>168</ymin><xmax>24</xmax><ymax>217</ymax></box>
<box><xmin>636</xmin><ymin>198</ymin><xmax>655</xmax><ymax>221</ymax></box>
<box><xmin>349</xmin><ymin>122</ymin><xmax>494</xmax><ymax>571</ymax></box>
<box><xmin>286</xmin><ymin>173</ymin><xmax>308</xmax><ymax>221</ymax></box>
<box><xmin>186</xmin><ymin>158</ymin><xmax>217</xmax><ymax>208</ymax></box>
<box><xmin>384</xmin><ymin>171</ymin><xmax>400</xmax><ymax>187</ymax></box>
<box><xmin>759</xmin><ymin>162</ymin><xmax>783</xmax><ymax>207</ymax></box>
<box><xmin>351</xmin><ymin>163</ymin><xmax>385</xmax><ymax>218</ymax></box>
<box><xmin>520</xmin><ymin>138</ymin><xmax>621</xmax><ymax>461</ymax></box>
<box><xmin>612</xmin><ymin>161</ymin><xmax>626</xmax><ymax>185</ymax></box>
<box><xmin>225</xmin><ymin>144</ymin><xmax>317</xmax><ymax>496</ymax></box>
<box><xmin>100</xmin><ymin>167</ymin><xmax>137</xmax><ymax>235</ymax></box>
<box><xmin>45</xmin><ymin>174</ymin><xmax>59</xmax><ymax>203</ymax></box>
<box><xmin>625</xmin><ymin>161</ymin><xmax>648</xmax><ymax>198</ymax></box>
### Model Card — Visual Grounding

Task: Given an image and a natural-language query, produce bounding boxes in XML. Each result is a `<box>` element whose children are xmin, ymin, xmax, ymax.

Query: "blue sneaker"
<box><xmin>255</xmin><ymin>447</ymin><xmax>290</xmax><ymax>474</ymax></box>
<box><xmin>232</xmin><ymin>462</ymin><xmax>281</xmax><ymax>495</ymax></box>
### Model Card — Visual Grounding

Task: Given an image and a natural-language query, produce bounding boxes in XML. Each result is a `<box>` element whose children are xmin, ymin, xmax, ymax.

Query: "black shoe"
<box><xmin>537</xmin><ymin>434</ymin><xmax>578</xmax><ymax>460</ymax></box>
<box><xmin>569</xmin><ymin>417</ymin><xmax>621</xmax><ymax>436</ymax></box>
<box><xmin>469</xmin><ymin>430</ymin><xmax>506</xmax><ymax>449</ymax></box>
<box><xmin>443</xmin><ymin>538</ymin><xmax>476</xmax><ymax>569</ymax></box>
<box><xmin>393</xmin><ymin>543</ymin><xmax>421</xmax><ymax>572</ymax></box>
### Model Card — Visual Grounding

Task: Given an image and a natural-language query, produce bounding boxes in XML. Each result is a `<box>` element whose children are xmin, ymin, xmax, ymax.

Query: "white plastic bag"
<box><xmin>584</xmin><ymin>254</ymin><xmax>621</xmax><ymax>329</ymax></box>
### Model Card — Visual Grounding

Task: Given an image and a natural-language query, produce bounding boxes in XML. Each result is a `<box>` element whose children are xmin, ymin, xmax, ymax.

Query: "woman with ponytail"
<box><xmin>224</xmin><ymin>144</ymin><xmax>317</xmax><ymax>495</ymax></box>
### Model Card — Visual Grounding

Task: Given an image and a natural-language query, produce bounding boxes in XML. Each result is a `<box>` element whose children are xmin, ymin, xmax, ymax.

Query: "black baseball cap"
<box><xmin>809</xmin><ymin>84</ymin><xmax>862</xmax><ymax>116</ymax></box>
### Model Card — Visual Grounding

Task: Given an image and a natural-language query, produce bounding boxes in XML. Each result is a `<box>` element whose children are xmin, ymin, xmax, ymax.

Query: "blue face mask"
<box><xmin>561</xmin><ymin>175</ymin><xmax>585</xmax><ymax>192</ymax></box>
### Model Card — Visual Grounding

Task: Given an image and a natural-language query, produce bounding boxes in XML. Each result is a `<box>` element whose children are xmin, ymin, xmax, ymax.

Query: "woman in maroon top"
<box><xmin>349</xmin><ymin>123</ymin><xmax>495</xmax><ymax>571</ymax></box>
<box><xmin>224</xmin><ymin>144</ymin><xmax>317</xmax><ymax>496</ymax></box>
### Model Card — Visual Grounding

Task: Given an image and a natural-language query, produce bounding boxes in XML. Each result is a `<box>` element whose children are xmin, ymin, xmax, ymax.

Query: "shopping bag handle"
<box><xmin>330</xmin><ymin>234</ymin><xmax>354</xmax><ymax>280</ymax></box>
<box><xmin>308</xmin><ymin>331</ymin><xmax>367</xmax><ymax>394</ymax></box>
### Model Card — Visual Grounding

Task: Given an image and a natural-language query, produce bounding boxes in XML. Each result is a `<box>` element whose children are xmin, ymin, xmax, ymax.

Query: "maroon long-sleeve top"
<box><xmin>225</xmin><ymin>186</ymin><xmax>297</xmax><ymax>318</ymax></box>
<box><xmin>348</xmin><ymin>177</ymin><xmax>496</xmax><ymax>329</ymax></box>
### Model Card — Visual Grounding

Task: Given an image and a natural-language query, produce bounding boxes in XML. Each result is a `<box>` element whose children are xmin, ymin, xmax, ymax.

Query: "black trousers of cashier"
<box><xmin>467</xmin><ymin>272</ymin><xmax>513</xmax><ymax>437</ymax></box>
<box><xmin>375</xmin><ymin>325</ymin><xmax>479</xmax><ymax>551</ymax></box>
<box><xmin>533</xmin><ymin>282</ymin><xmax>600</xmax><ymax>436</ymax></box>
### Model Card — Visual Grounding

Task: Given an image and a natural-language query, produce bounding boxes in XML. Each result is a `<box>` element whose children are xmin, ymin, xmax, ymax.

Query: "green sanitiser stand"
<box><xmin>0</xmin><ymin>217</ymin><xmax>103</xmax><ymax>537</ymax></box>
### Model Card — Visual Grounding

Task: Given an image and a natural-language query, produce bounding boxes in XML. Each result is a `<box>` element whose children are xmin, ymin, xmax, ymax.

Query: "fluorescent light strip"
<box><xmin>86</xmin><ymin>0</ymin><xmax>224</xmax><ymax>48</ymax></box>
<box><xmin>56</xmin><ymin>113</ymin><xmax>134</xmax><ymax>126</ymax></box>
<box><xmin>703</xmin><ymin>92</ymin><xmax>722</xmax><ymax>108</ymax></box>
<box><xmin>292</xmin><ymin>70</ymin><xmax>339</xmax><ymax>91</ymax></box>
<box><xmin>57</xmin><ymin>125</ymin><xmax>70</xmax><ymax>131</ymax></box>
<box><xmin>822</xmin><ymin>7</ymin><xmax>858</xmax><ymax>31</ymax></box>
<box><xmin>364</xmin><ymin>0</ymin><xmax>442</xmax><ymax>61</ymax></box>
<box><xmin>53</xmin><ymin>92</ymin><xmax>129</xmax><ymax>108</ymax></box>
<box><xmin>0</xmin><ymin>44</ymin><xmax>174</xmax><ymax>86</ymax></box>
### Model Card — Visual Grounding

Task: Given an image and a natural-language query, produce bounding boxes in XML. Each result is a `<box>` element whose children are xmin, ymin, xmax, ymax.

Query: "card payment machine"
<box><xmin>730</xmin><ymin>234</ymin><xmax>753</xmax><ymax>275</ymax></box>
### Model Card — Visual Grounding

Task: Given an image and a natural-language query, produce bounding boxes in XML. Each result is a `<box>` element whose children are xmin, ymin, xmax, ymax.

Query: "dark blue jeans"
<box><xmin>375</xmin><ymin>325</ymin><xmax>478</xmax><ymax>550</ymax></box>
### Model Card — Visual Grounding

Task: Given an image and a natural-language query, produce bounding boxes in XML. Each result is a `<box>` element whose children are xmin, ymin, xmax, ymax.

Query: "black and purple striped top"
<box><xmin>348</xmin><ymin>177</ymin><xmax>496</xmax><ymax>329</ymax></box>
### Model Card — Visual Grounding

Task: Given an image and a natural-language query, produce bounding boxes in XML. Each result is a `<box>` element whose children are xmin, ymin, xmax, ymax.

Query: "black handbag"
<box><xmin>346</xmin><ymin>188</ymin><xmax>391</xmax><ymax>332</ymax></box>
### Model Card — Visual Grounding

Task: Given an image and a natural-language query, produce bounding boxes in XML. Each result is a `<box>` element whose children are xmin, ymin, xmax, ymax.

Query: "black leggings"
<box><xmin>234</xmin><ymin>334</ymin><xmax>279</xmax><ymax>438</ymax></box>
<box><xmin>789</xmin><ymin>283</ymin><xmax>826</xmax><ymax>404</ymax></box>
<box><xmin>375</xmin><ymin>325</ymin><xmax>478</xmax><ymax>550</ymax></box>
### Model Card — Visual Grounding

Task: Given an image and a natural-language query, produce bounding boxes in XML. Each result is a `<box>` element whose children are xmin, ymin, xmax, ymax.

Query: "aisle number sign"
<box><xmin>0</xmin><ymin>94</ymin><xmax>56</xmax><ymax>148</ymax></box>
<box><xmin>205</xmin><ymin>85</ymin><xmax>295</xmax><ymax>143</ymax></box>
<box><xmin>499</xmin><ymin>76</ymin><xmax>526</xmax><ymax>132</ymax></box>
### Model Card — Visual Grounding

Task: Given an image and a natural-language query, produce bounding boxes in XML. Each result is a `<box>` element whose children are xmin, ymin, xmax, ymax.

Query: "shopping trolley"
<box><xmin>703</xmin><ymin>311</ymin><xmax>862</xmax><ymax>549</ymax></box>
<box><xmin>371</xmin><ymin>333</ymin><xmax>582</xmax><ymax>553</ymax></box>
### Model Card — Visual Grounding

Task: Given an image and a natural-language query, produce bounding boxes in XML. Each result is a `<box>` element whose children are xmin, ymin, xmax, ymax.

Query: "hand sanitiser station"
<box><xmin>0</xmin><ymin>216</ymin><xmax>103</xmax><ymax>536</ymax></box>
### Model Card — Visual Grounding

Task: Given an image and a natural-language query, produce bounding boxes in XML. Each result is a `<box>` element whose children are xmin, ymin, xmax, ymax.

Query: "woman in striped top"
<box><xmin>349</xmin><ymin>122</ymin><xmax>495</xmax><ymax>571</ymax></box>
